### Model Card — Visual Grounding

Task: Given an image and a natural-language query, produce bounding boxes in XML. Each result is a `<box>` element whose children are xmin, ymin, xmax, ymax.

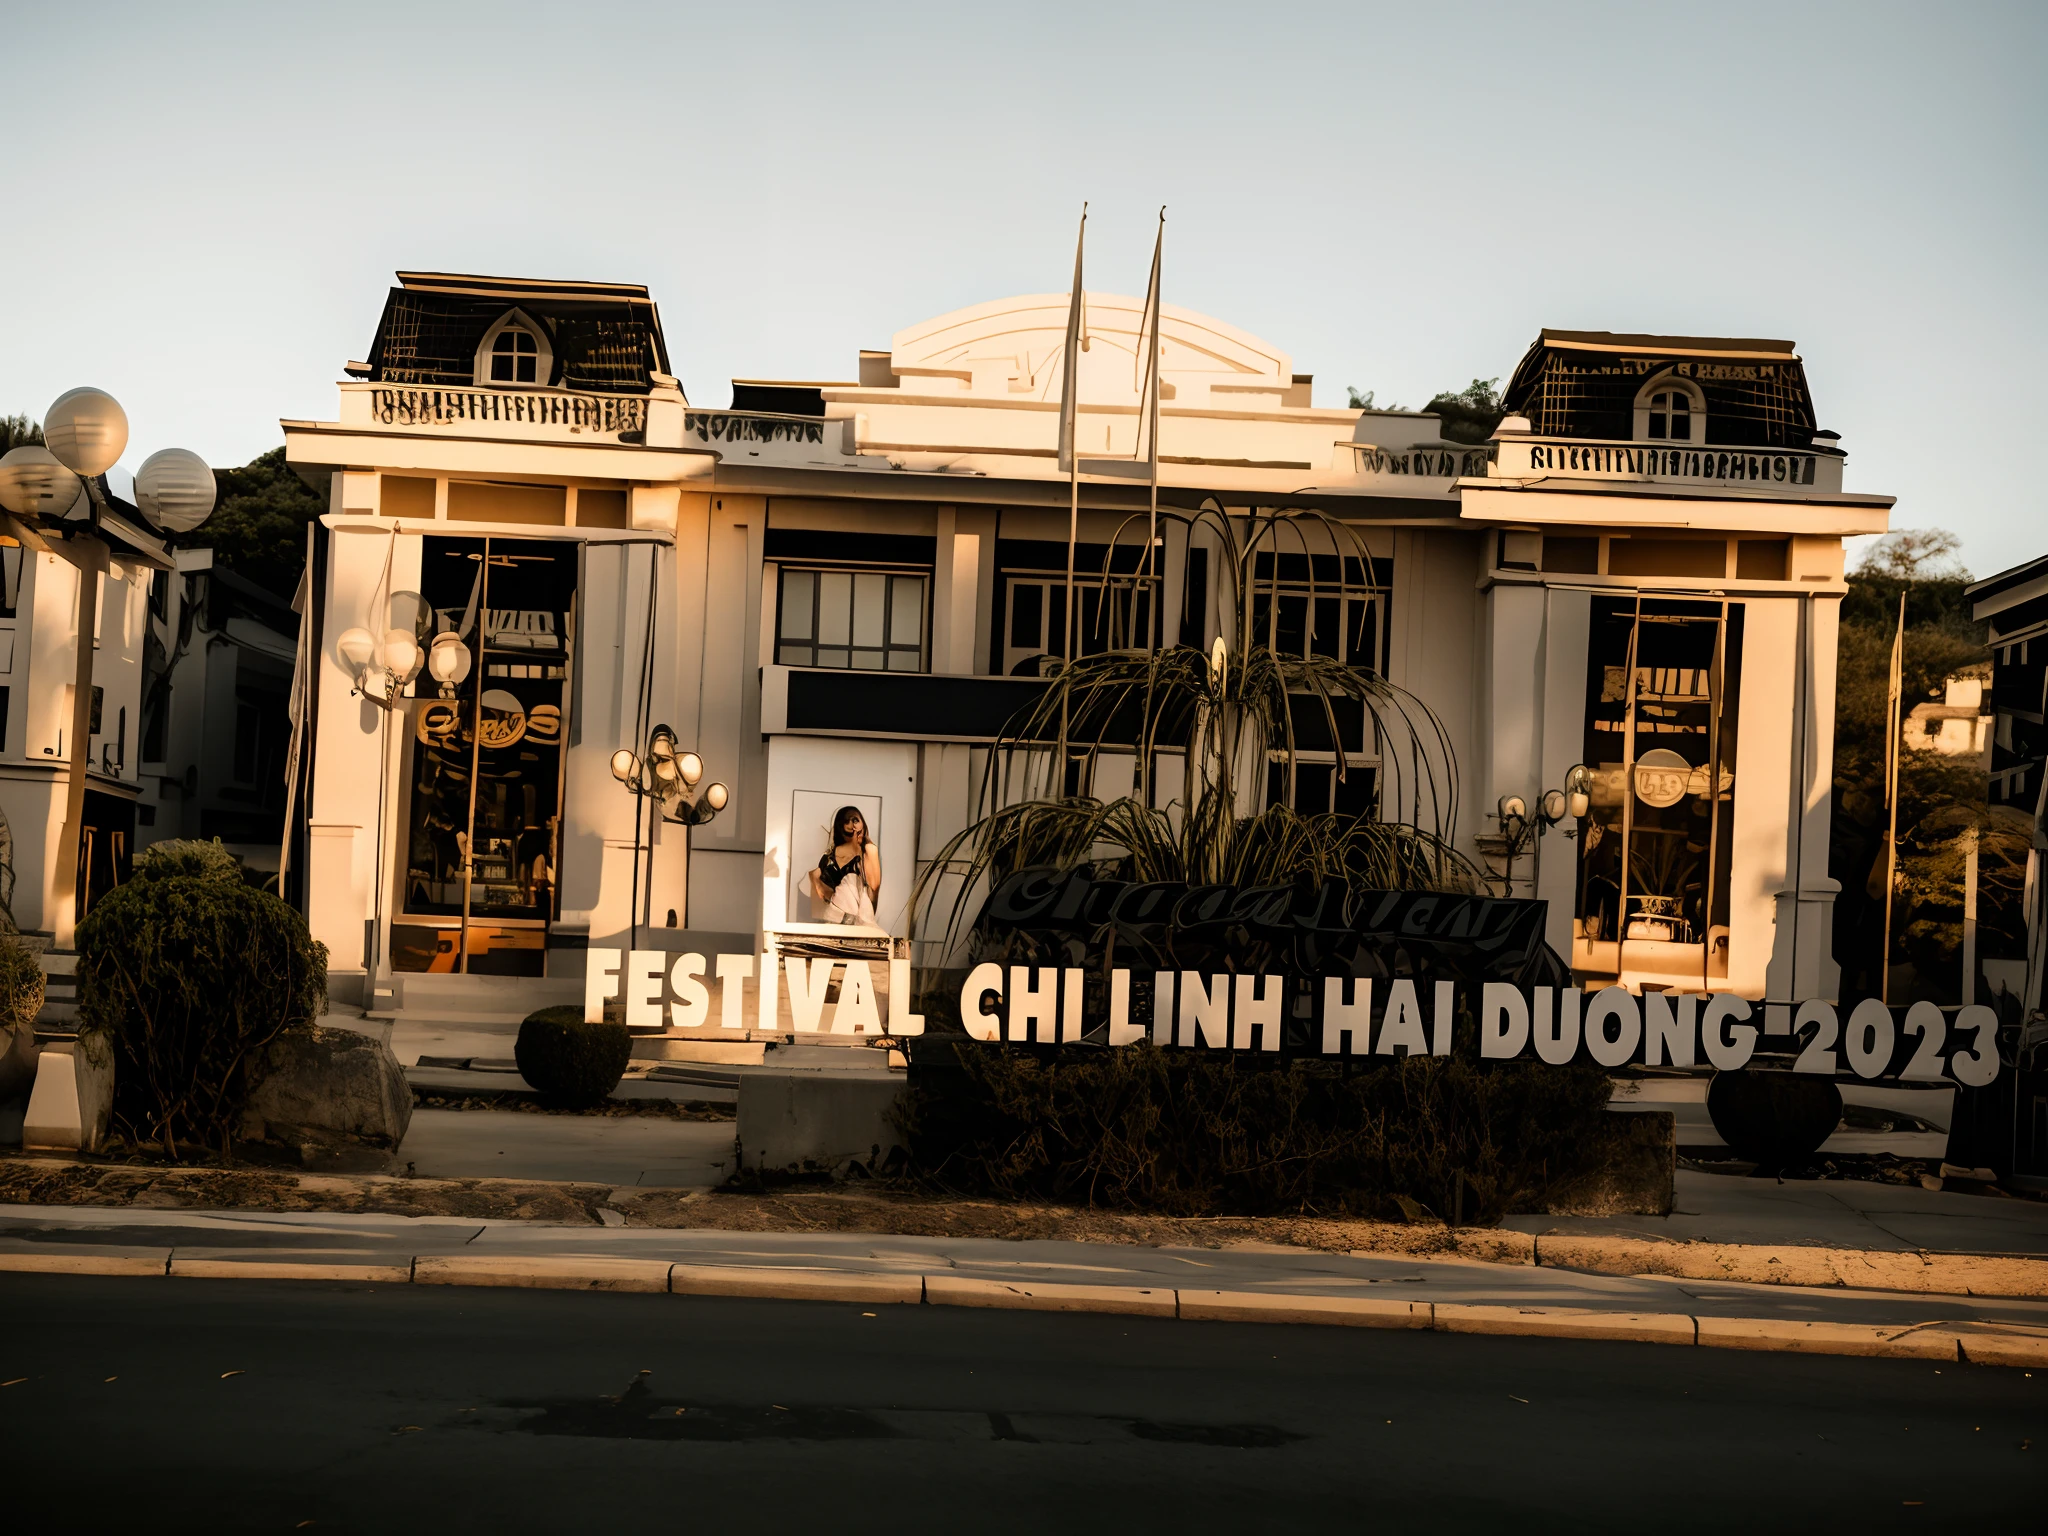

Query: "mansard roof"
<box><xmin>361</xmin><ymin>271</ymin><xmax>672</xmax><ymax>395</ymax></box>
<box><xmin>1503</xmin><ymin>329</ymin><xmax>1819</xmax><ymax>450</ymax></box>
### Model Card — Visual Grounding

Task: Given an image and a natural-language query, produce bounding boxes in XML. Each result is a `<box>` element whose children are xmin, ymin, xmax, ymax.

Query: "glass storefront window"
<box><xmin>396</xmin><ymin>536</ymin><xmax>578</xmax><ymax>975</ymax></box>
<box><xmin>1575</xmin><ymin>597</ymin><xmax>1742</xmax><ymax>984</ymax></box>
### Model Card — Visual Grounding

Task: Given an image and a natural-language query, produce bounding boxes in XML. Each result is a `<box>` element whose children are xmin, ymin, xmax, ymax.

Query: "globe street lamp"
<box><xmin>0</xmin><ymin>387</ymin><xmax>216</xmax><ymax>947</ymax></box>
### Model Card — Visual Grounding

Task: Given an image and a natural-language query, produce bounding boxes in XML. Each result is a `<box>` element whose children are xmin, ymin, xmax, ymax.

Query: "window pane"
<box><xmin>887</xmin><ymin>648</ymin><xmax>919</xmax><ymax>672</ymax></box>
<box><xmin>818</xmin><ymin>572</ymin><xmax>852</xmax><ymax>645</ymax></box>
<box><xmin>1346</xmin><ymin>598</ymin><xmax>1373</xmax><ymax>669</ymax></box>
<box><xmin>1047</xmin><ymin>586</ymin><xmax>1068</xmax><ymax>657</ymax></box>
<box><xmin>780</xmin><ymin>570</ymin><xmax>814</xmax><ymax>640</ymax></box>
<box><xmin>491</xmin><ymin>355</ymin><xmax>513</xmax><ymax>382</ymax></box>
<box><xmin>777</xmin><ymin>643</ymin><xmax>813</xmax><ymax>667</ymax></box>
<box><xmin>1311</xmin><ymin>597</ymin><xmax>1340</xmax><ymax>660</ymax></box>
<box><xmin>851</xmin><ymin>650</ymin><xmax>884</xmax><ymax>670</ymax></box>
<box><xmin>517</xmin><ymin>355</ymin><xmax>535</xmax><ymax>383</ymax></box>
<box><xmin>1276</xmin><ymin>595</ymin><xmax>1308</xmax><ymax>656</ymax></box>
<box><xmin>1010</xmin><ymin>582</ymin><xmax>1042</xmax><ymax>648</ymax></box>
<box><xmin>1671</xmin><ymin>408</ymin><xmax>1690</xmax><ymax>442</ymax></box>
<box><xmin>1333</xmin><ymin>764</ymin><xmax>1377</xmax><ymax>817</ymax></box>
<box><xmin>816</xmin><ymin>647</ymin><xmax>849</xmax><ymax>669</ymax></box>
<box><xmin>853</xmin><ymin>572</ymin><xmax>886</xmax><ymax>647</ymax></box>
<box><xmin>890</xmin><ymin>575</ymin><xmax>924</xmax><ymax>647</ymax></box>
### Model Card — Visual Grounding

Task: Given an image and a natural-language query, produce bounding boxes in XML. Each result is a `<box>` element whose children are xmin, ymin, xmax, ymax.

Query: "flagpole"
<box><xmin>1059</xmin><ymin>205</ymin><xmax>1087</xmax><ymax>676</ymax></box>
<box><xmin>1881</xmin><ymin>590</ymin><xmax>1905</xmax><ymax>1002</ymax></box>
<box><xmin>1143</xmin><ymin>209</ymin><xmax>1164</xmax><ymax>645</ymax></box>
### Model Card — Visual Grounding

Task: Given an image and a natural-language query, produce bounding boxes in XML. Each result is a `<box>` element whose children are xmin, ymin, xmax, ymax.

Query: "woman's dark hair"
<box><xmin>833</xmin><ymin>806</ymin><xmax>867</xmax><ymax>849</ymax></box>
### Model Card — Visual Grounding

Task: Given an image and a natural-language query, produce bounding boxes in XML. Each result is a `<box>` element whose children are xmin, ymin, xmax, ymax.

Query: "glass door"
<box><xmin>1575</xmin><ymin>597</ymin><xmax>1742</xmax><ymax>986</ymax></box>
<box><xmin>393</xmin><ymin>536</ymin><xmax>578</xmax><ymax>975</ymax></box>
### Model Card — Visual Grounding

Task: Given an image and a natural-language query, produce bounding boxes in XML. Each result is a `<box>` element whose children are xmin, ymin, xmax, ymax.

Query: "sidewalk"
<box><xmin>3</xmin><ymin>1202</ymin><xmax>2045</xmax><ymax>1365</ymax></box>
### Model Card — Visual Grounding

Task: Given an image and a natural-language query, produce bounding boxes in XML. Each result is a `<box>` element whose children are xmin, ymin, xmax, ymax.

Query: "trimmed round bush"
<box><xmin>77</xmin><ymin>839</ymin><xmax>327</xmax><ymax>1157</ymax></box>
<box><xmin>516</xmin><ymin>1006</ymin><xmax>631</xmax><ymax>1107</ymax></box>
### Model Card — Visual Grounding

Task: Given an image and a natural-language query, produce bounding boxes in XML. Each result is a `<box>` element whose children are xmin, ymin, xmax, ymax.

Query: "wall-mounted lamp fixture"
<box><xmin>337</xmin><ymin>590</ymin><xmax>472</xmax><ymax>712</ymax></box>
<box><xmin>1494</xmin><ymin>763</ymin><xmax>1593</xmax><ymax>888</ymax></box>
<box><xmin>612</xmin><ymin>722</ymin><xmax>727</xmax><ymax>827</ymax></box>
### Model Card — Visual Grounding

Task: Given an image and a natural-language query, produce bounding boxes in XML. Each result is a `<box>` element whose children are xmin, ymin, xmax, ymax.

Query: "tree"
<box><xmin>1855</xmin><ymin>528</ymin><xmax>1966</xmax><ymax>583</ymax></box>
<box><xmin>0</xmin><ymin>414</ymin><xmax>43</xmax><ymax>453</ymax></box>
<box><xmin>184</xmin><ymin>446</ymin><xmax>327</xmax><ymax>602</ymax></box>
<box><xmin>1422</xmin><ymin>378</ymin><xmax>1505</xmax><ymax>445</ymax></box>
<box><xmin>1829</xmin><ymin>525</ymin><xmax>2009</xmax><ymax>1001</ymax></box>
<box><xmin>1346</xmin><ymin>387</ymin><xmax>1405</xmax><ymax>411</ymax></box>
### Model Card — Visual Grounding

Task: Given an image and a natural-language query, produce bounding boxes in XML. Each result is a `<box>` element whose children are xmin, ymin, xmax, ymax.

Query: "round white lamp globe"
<box><xmin>134</xmin><ymin>448</ymin><xmax>216</xmax><ymax>533</ymax></box>
<box><xmin>703</xmin><ymin>782</ymin><xmax>730</xmax><ymax>812</ymax></box>
<box><xmin>382</xmin><ymin>628</ymin><xmax>422</xmax><ymax>683</ymax></box>
<box><xmin>336</xmin><ymin>627</ymin><xmax>378</xmax><ymax>673</ymax></box>
<box><xmin>0</xmin><ymin>446</ymin><xmax>82</xmax><ymax>518</ymax></box>
<box><xmin>43</xmin><ymin>388</ymin><xmax>129</xmax><ymax>477</ymax></box>
<box><xmin>427</xmin><ymin>632</ymin><xmax>471</xmax><ymax>693</ymax></box>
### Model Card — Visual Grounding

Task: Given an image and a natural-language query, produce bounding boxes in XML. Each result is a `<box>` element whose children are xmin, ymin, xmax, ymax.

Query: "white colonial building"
<box><xmin>282</xmin><ymin>275</ymin><xmax>1889</xmax><ymax>1019</ymax></box>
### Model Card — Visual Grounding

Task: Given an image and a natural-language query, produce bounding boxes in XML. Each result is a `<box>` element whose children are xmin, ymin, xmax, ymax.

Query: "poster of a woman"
<box><xmin>807</xmin><ymin>804</ymin><xmax>883</xmax><ymax>929</ymax></box>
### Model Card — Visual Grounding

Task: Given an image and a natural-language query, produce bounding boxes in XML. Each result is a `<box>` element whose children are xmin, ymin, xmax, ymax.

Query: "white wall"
<box><xmin>762</xmin><ymin>736</ymin><xmax>919</xmax><ymax>937</ymax></box>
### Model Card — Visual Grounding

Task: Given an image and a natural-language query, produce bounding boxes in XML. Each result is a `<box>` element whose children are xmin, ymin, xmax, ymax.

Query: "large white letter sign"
<box><xmin>1480</xmin><ymin>983</ymin><xmax>1529</xmax><ymax>1060</ymax></box>
<box><xmin>1843</xmin><ymin>996</ymin><xmax>1896</xmax><ymax>1080</ymax></box>
<box><xmin>1430</xmin><ymin>981</ymin><xmax>1455</xmax><ymax>1056</ymax></box>
<box><xmin>1152</xmin><ymin>972</ymin><xmax>1175</xmax><ymax>1045</ymax></box>
<box><xmin>626</xmin><ymin>950</ymin><xmax>666</xmax><ymax>1031</ymax></box>
<box><xmin>1377</xmin><ymin>980</ymin><xmax>1428</xmax><ymax>1057</ymax></box>
<box><xmin>887</xmin><ymin>952</ymin><xmax>925</xmax><ymax>1036</ymax></box>
<box><xmin>786</xmin><ymin>957</ymin><xmax>835</xmax><ymax>1032</ymax></box>
<box><xmin>1643</xmin><ymin>991</ymin><xmax>1696</xmax><ymax>1068</ymax></box>
<box><xmin>1949</xmin><ymin>1004</ymin><xmax>2000</xmax><ymax>1087</ymax></box>
<box><xmin>1180</xmin><ymin>971</ymin><xmax>1229</xmax><ymax>1049</ymax></box>
<box><xmin>960</xmin><ymin>963</ymin><xmax>1004</xmax><ymax>1041</ymax></box>
<box><xmin>1701</xmin><ymin>993</ymin><xmax>1757</xmax><ymax>1071</ymax></box>
<box><xmin>715</xmin><ymin>953</ymin><xmax>753</xmax><ymax>1031</ymax></box>
<box><xmin>1061</xmin><ymin>968</ymin><xmax>1084</xmax><ymax>1044</ymax></box>
<box><xmin>1533</xmin><ymin>986</ymin><xmax>1581</xmax><ymax>1065</ymax></box>
<box><xmin>585</xmin><ymin>947</ymin><xmax>622</xmax><ymax>1024</ymax></box>
<box><xmin>1009</xmin><ymin>966</ymin><xmax>1058</xmax><ymax>1043</ymax></box>
<box><xmin>832</xmin><ymin>960</ymin><xmax>882</xmax><ymax>1035</ymax></box>
<box><xmin>1584</xmin><ymin>987</ymin><xmax>1642</xmax><ymax>1068</ymax></box>
<box><xmin>1323</xmin><ymin>978</ymin><xmax>1371</xmax><ymax>1056</ymax></box>
<box><xmin>668</xmin><ymin>953</ymin><xmax>710</xmax><ymax>1029</ymax></box>
<box><xmin>1233</xmin><ymin>974</ymin><xmax>1282</xmax><ymax>1051</ymax></box>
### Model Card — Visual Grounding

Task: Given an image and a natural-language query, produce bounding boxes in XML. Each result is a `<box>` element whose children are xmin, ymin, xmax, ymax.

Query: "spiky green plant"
<box><xmin>912</xmin><ymin>500</ymin><xmax>1479</xmax><ymax>958</ymax></box>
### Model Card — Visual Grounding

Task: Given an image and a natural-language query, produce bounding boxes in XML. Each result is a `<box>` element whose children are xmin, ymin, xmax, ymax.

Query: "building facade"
<box><xmin>283</xmin><ymin>276</ymin><xmax>1891</xmax><ymax>1019</ymax></box>
<box><xmin>0</xmin><ymin>480</ymin><xmax>168</xmax><ymax>939</ymax></box>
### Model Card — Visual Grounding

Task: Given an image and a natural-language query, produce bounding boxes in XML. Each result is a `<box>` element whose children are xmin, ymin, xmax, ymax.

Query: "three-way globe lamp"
<box><xmin>0</xmin><ymin>387</ymin><xmax>216</xmax><ymax>535</ymax></box>
<box><xmin>612</xmin><ymin>725</ymin><xmax>726</xmax><ymax>825</ymax></box>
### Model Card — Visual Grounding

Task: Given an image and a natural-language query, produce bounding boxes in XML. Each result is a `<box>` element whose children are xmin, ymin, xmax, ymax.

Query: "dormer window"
<box><xmin>490</xmin><ymin>328</ymin><xmax>538</xmax><ymax>384</ymax></box>
<box><xmin>1647</xmin><ymin>388</ymin><xmax>1691</xmax><ymax>441</ymax></box>
<box><xmin>473</xmin><ymin>308</ymin><xmax>554</xmax><ymax>389</ymax></box>
<box><xmin>1634</xmin><ymin>373</ymin><xmax>1705</xmax><ymax>443</ymax></box>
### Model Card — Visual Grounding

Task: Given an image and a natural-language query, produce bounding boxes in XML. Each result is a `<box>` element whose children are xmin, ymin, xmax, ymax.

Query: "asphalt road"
<box><xmin>3</xmin><ymin>1276</ymin><xmax>2040</xmax><ymax>1533</ymax></box>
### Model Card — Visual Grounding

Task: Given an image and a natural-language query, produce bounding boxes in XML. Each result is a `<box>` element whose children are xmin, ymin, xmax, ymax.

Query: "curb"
<box><xmin>925</xmin><ymin>1276</ymin><xmax>1176</xmax><ymax>1317</ymax></box>
<box><xmin>5</xmin><ymin>1249</ymin><xmax>2045</xmax><ymax>1367</ymax></box>
<box><xmin>1530</xmin><ymin>1234</ymin><xmax>2048</xmax><ymax>1299</ymax></box>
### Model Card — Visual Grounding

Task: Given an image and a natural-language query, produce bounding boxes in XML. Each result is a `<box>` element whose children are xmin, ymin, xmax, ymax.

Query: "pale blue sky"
<box><xmin>4</xmin><ymin>1</ymin><xmax>2042</xmax><ymax>574</ymax></box>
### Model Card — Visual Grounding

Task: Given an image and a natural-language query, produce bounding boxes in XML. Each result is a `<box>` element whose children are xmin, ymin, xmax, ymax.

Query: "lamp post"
<box><xmin>0</xmin><ymin>388</ymin><xmax>216</xmax><ymax>947</ymax></box>
<box><xmin>611</xmin><ymin>724</ymin><xmax>727</xmax><ymax>938</ymax></box>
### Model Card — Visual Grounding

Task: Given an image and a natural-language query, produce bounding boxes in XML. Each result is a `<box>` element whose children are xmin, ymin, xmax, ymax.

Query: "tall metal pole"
<box><xmin>1881</xmin><ymin>591</ymin><xmax>1905</xmax><ymax>1002</ymax></box>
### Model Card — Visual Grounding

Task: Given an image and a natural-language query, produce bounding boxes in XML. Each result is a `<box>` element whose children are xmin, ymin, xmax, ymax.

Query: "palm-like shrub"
<box><xmin>77</xmin><ymin>839</ymin><xmax>327</xmax><ymax>1157</ymax></box>
<box><xmin>914</xmin><ymin>501</ymin><xmax>1479</xmax><ymax>954</ymax></box>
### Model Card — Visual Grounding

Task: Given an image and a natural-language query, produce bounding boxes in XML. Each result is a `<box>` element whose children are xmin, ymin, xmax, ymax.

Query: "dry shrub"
<box><xmin>77</xmin><ymin>840</ymin><xmax>326</xmax><ymax>1158</ymax></box>
<box><xmin>900</xmin><ymin>1041</ymin><xmax>1612</xmax><ymax>1224</ymax></box>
